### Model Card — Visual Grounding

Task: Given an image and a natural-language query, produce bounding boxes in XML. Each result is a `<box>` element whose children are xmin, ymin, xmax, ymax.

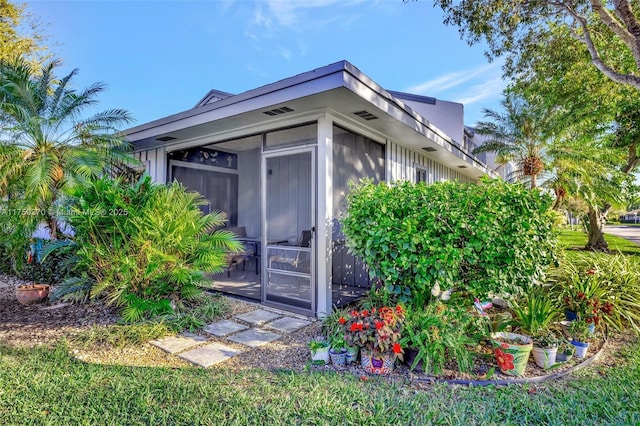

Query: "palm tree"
<box><xmin>0</xmin><ymin>57</ymin><xmax>134</xmax><ymax>239</ymax></box>
<box><xmin>472</xmin><ymin>94</ymin><xmax>553</xmax><ymax>189</ymax></box>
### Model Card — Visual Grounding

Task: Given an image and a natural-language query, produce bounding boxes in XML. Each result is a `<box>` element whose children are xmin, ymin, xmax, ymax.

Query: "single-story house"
<box><xmin>620</xmin><ymin>209</ymin><xmax>640</xmax><ymax>223</ymax></box>
<box><xmin>125</xmin><ymin>60</ymin><xmax>493</xmax><ymax>317</ymax></box>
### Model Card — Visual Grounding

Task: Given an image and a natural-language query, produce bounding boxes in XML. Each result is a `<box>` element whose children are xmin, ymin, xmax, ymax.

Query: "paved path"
<box><xmin>149</xmin><ymin>308</ymin><xmax>312</xmax><ymax>368</ymax></box>
<box><xmin>605</xmin><ymin>225</ymin><xmax>640</xmax><ymax>245</ymax></box>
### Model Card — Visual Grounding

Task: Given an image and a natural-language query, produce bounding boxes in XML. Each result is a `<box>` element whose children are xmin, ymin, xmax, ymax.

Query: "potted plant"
<box><xmin>490</xmin><ymin>332</ymin><xmax>533</xmax><ymax>376</ymax></box>
<box><xmin>531</xmin><ymin>329</ymin><xmax>561</xmax><ymax>369</ymax></box>
<box><xmin>555</xmin><ymin>341</ymin><xmax>574</xmax><ymax>362</ymax></box>
<box><xmin>342</xmin><ymin>305</ymin><xmax>405</xmax><ymax>374</ymax></box>
<box><xmin>328</xmin><ymin>333</ymin><xmax>348</xmax><ymax>366</ymax></box>
<box><xmin>16</xmin><ymin>239</ymin><xmax>50</xmax><ymax>306</ymax></box>
<box><xmin>569</xmin><ymin>320</ymin><xmax>592</xmax><ymax>358</ymax></box>
<box><xmin>308</xmin><ymin>339</ymin><xmax>330</xmax><ymax>364</ymax></box>
<box><xmin>509</xmin><ymin>288</ymin><xmax>562</xmax><ymax>369</ymax></box>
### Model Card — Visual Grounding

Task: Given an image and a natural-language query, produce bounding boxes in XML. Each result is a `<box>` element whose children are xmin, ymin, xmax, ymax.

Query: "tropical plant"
<box><xmin>569</xmin><ymin>319</ymin><xmax>592</xmax><ymax>343</ymax></box>
<box><xmin>341</xmin><ymin>178</ymin><xmax>557</xmax><ymax>306</ymax></box>
<box><xmin>400</xmin><ymin>302</ymin><xmax>481</xmax><ymax>374</ymax></box>
<box><xmin>52</xmin><ymin>176</ymin><xmax>242</xmax><ymax>322</ymax></box>
<box><xmin>308</xmin><ymin>339</ymin><xmax>329</xmax><ymax>354</ymax></box>
<box><xmin>322</xmin><ymin>306</ymin><xmax>349</xmax><ymax>350</ymax></box>
<box><xmin>472</xmin><ymin>93</ymin><xmax>555</xmax><ymax>189</ymax></box>
<box><xmin>509</xmin><ymin>287</ymin><xmax>562</xmax><ymax>338</ymax></box>
<box><xmin>552</xmin><ymin>254</ymin><xmax>634</xmax><ymax>333</ymax></box>
<box><xmin>556</xmin><ymin>254</ymin><xmax>640</xmax><ymax>334</ymax></box>
<box><xmin>0</xmin><ymin>57</ymin><xmax>135</xmax><ymax>240</ymax></box>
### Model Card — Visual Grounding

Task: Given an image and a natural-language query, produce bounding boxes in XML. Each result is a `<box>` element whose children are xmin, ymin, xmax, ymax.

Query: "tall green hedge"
<box><xmin>341</xmin><ymin>178</ymin><xmax>558</xmax><ymax>306</ymax></box>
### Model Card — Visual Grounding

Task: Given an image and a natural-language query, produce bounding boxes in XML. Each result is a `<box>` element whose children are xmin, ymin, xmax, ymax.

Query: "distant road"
<box><xmin>605</xmin><ymin>225</ymin><xmax>640</xmax><ymax>246</ymax></box>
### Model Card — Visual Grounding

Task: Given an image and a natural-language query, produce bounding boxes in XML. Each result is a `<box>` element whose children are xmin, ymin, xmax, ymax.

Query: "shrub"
<box><xmin>401</xmin><ymin>302</ymin><xmax>483</xmax><ymax>374</ymax></box>
<box><xmin>341</xmin><ymin>178</ymin><xmax>558</xmax><ymax>306</ymax></box>
<box><xmin>552</xmin><ymin>253</ymin><xmax>640</xmax><ymax>334</ymax></box>
<box><xmin>54</xmin><ymin>176</ymin><xmax>242</xmax><ymax>322</ymax></box>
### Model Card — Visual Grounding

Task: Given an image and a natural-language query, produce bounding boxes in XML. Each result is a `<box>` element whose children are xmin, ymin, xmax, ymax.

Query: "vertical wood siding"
<box><xmin>385</xmin><ymin>140</ymin><xmax>475</xmax><ymax>184</ymax></box>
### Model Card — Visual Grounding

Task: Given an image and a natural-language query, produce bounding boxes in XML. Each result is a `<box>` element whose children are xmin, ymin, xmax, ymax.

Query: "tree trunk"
<box><xmin>46</xmin><ymin>214</ymin><xmax>58</xmax><ymax>241</ymax></box>
<box><xmin>586</xmin><ymin>205</ymin><xmax>610</xmax><ymax>251</ymax></box>
<box><xmin>530</xmin><ymin>173</ymin><xmax>537</xmax><ymax>189</ymax></box>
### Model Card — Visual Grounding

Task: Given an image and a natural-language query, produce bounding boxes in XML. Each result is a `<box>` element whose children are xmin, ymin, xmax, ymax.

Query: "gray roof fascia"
<box><xmin>387</xmin><ymin>90</ymin><xmax>437</xmax><ymax>105</ymax></box>
<box><xmin>125</xmin><ymin>61</ymin><xmax>351</xmax><ymax>143</ymax></box>
<box><xmin>340</xmin><ymin>63</ymin><xmax>492</xmax><ymax>175</ymax></box>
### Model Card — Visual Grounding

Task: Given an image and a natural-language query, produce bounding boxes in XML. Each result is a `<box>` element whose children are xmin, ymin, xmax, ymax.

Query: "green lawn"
<box><xmin>1</xmin><ymin>341</ymin><xmax>640</xmax><ymax>425</ymax></box>
<box><xmin>558</xmin><ymin>229</ymin><xmax>640</xmax><ymax>258</ymax></box>
<box><xmin>2</xmin><ymin>230</ymin><xmax>639</xmax><ymax>425</ymax></box>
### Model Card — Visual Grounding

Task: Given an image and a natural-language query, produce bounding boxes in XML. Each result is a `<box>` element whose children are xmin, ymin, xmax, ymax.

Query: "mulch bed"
<box><xmin>1</xmin><ymin>273</ymin><xmax>634</xmax><ymax>382</ymax></box>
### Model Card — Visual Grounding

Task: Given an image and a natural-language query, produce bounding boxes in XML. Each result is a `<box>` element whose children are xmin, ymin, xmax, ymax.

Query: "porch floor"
<box><xmin>206</xmin><ymin>270</ymin><xmax>369</xmax><ymax>310</ymax></box>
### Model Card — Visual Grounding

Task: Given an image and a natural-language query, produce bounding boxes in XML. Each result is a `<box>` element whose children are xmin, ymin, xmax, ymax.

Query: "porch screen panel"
<box><xmin>171</xmin><ymin>165</ymin><xmax>239</xmax><ymax>225</ymax></box>
<box><xmin>332</xmin><ymin>126</ymin><xmax>384</xmax><ymax>306</ymax></box>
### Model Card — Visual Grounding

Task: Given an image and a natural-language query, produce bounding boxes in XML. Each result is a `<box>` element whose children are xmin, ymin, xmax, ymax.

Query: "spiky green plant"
<box><xmin>509</xmin><ymin>287</ymin><xmax>562</xmax><ymax>338</ymax></box>
<box><xmin>54</xmin><ymin>176</ymin><xmax>242</xmax><ymax>322</ymax></box>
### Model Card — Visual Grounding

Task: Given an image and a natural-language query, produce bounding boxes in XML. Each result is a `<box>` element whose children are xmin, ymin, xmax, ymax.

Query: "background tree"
<box><xmin>0</xmin><ymin>57</ymin><xmax>134</xmax><ymax>240</ymax></box>
<box><xmin>472</xmin><ymin>93</ymin><xmax>553</xmax><ymax>189</ymax></box>
<box><xmin>508</xmin><ymin>18</ymin><xmax>640</xmax><ymax>250</ymax></box>
<box><xmin>0</xmin><ymin>0</ymin><xmax>49</xmax><ymax>64</ymax></box>
<box><xmin>431</xmin><ymin>0</ymin><xmax>640</xmax><ymax>90</ymax></box>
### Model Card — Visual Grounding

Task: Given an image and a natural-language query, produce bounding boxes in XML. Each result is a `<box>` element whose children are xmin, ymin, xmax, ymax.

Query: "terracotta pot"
<box><xmin>16</xmin><ymin>284</ymin><xmax>50</xmax><ymax>305</ymax></box>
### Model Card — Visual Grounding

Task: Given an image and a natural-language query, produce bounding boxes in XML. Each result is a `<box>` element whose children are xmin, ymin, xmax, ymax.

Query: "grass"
<box><xmin>558</xmin><ymin>229</ymin><xmax>640</xmax><ymax>260</ymax></box>
<box><xmin>1</xmin><ymin>341</ymin><xmax>640</xmax><ymax>425</ymax></box>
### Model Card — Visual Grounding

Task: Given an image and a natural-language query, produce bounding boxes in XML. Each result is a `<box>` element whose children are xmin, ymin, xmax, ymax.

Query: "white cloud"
<box><xmin>454</xmin><ymin>77</ymin><xmax>507</xmax><ymax>106</ymax></box>
<box><xmin>242</xmin><ymin>0</ymin><xmax>370</xmax><ymax>57</ymax></box>
<box><xmin>406</xmin><ymin>63</ymin><xmax>498</xmax><ymax>95</ymax></box>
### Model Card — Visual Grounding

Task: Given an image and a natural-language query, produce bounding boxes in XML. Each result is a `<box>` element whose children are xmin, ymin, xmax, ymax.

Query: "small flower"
<box><xmin>338</xmin><ymin>317</ymin><xmax>346</xmax><ymax>325</ymax></box>
<box><xmin>375</xmin><ymin>321</ymin><xmax>383</xmax><ymax>330</ymax></box>
<box><xmin>361</xmin><ymin>309</ymin><xmax>369</xmax><ymax>317</ymax></box>
<box><xmin>586</xmin><ymin>269</ymin><xmax>596</xmax><ymax>275</ymax></box>
<box><xmin>393</xmin><ymin>343</ymin><xmax>402</xmax><ymax>354</ymax></box>
<box><xmin>495</xmin><ymin>348</ymin><xmax>515</xmax><ymax>372</ymax></box>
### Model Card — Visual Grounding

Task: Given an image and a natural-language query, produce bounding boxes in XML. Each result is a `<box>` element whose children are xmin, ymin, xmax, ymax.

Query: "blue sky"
<box><xmin>26</xmin><ymin>0</ymin><xmax>506</xmax><ymax>128</ymax></box>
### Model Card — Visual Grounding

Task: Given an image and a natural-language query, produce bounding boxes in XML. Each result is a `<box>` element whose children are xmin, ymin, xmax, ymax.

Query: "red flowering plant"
<box><xmin>340</xmin><ymin>305</ymin><xmax>406</xmax><ymax>360</ymax></box>
<box><xmin>559</xmin><ymin>268</ymin><xmax>613</xmax><ymax>328</ymax></box>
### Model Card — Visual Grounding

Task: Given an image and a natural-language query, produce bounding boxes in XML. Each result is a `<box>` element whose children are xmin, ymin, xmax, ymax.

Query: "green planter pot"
<box><xmin>345</xmin><ymin>346</ymin><xmax>359</xmax><ymax>364</ymax></box>
<box><xmin>491</xmin><ymin>332</ymin><xmax>533</xmax><ymax>376</ymax></box>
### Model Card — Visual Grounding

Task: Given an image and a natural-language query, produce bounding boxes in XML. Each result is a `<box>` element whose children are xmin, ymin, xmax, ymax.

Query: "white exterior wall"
<box><xmin>134</xmin><ymin>148</ymin><xmax>167</xmax><ymax>183</ymax></box>
<box><xmin>397</xmin><ymin>98</ymin><xmax>465</xmax><ymax>147</ymax></box>
<box><xmin>386</xmin><ymin>140</ymin><xmax>475</xmax><ymax>184</ymax></box>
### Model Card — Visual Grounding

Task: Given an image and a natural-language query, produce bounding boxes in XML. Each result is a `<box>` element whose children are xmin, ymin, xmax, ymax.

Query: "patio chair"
<box><xmin>268</xmin><ymin>230</ymin><xmax>311</xmax><ymax>271</ymax></box>
<box><xmin>225</xmin><ymin>226</ymin><xmax>254</xmax><ymax>277</ymax></box>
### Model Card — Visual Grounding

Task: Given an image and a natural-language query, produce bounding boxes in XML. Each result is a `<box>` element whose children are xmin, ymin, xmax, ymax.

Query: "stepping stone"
<box><xmin>203</xmin><ymin>320</ymin><xmax>249</xmax><ymax>337</ymax></box>
<box><xmin>178</xmin><ymin>342</ymin><xmax>243</xmax><ymax>368</ymax></box>
<box><xmin>235</xmin><ymin>309</ymin><xmax>281</xmax><ymax>326</ymax></box>
<box><xmin>228</xmin><ymin>328</ymin><xmax>281</xmax><ymax>348</ymax></box>
<box><xmin>264</xmin><ymin>317</ymin><xmax>312</xmax><ymax>333</ymax></box>
<box><xmin>149</xmin><ymin>333</ymin><xmax>208</xmax><ymax>354</ymax></box>
<box><xmin>39</xmin><ymin>302</ymin><xmax>73</xmax><ymax>311</ymax></box>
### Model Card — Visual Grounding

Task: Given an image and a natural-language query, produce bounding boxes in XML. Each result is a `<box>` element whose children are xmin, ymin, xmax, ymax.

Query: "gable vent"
<box><xmin>263</xmin><ymin>106</ymin><xmax>294</xmax><ymax>116</ymax></box>
<box><xmin>422</xmin><ymin>147</ymin><xmax>437</xmax><ymax>152</ymax></box>
<box><xmin>156</xmin><ymin>136</ymin><xmax>177</xmax><ymax>142</ymax></box>
<box><xmin>353</xmin><ymin>110</ymin><xmax>379</xmax><ymax>121</ymax></box>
